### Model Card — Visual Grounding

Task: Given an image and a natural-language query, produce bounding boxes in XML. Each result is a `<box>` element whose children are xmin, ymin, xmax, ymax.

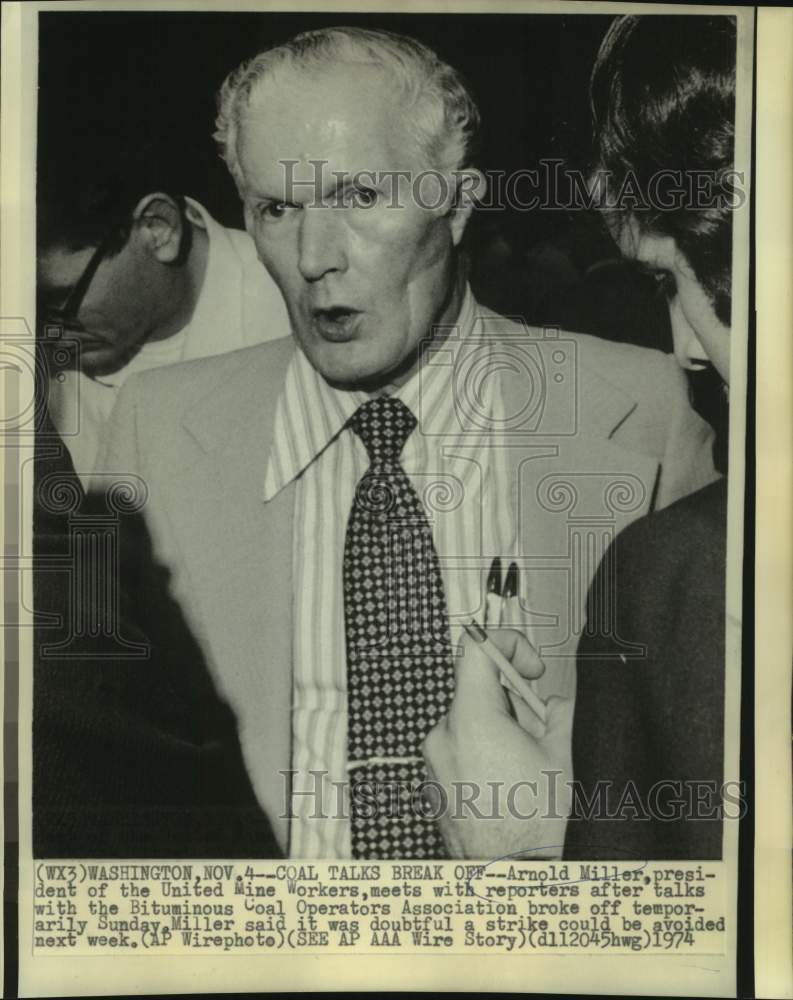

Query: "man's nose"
<box><xmin>297</xmin><ymin>205</ymin><xmax>347</xmax><ymax>282</ymax></box>
<box><xmin>669</xmin><ymin>295</ymin><xmax>709</xmax><ymax>370</ymax></box>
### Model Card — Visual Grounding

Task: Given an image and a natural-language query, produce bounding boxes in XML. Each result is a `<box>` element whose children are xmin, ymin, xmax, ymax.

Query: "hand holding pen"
<box><xmin>423</xmin><ymin>615</ymin><xmax>573</xmax><ymax>858</ymax></box>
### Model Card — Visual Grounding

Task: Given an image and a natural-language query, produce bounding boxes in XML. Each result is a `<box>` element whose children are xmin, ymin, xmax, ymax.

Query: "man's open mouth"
<box><xmin>312</xmin><ymin>307</ymin><xmax>362</xmax><ymax>341</ymax></box>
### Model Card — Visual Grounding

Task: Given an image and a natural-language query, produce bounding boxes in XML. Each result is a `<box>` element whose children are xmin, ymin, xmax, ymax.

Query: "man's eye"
<box><xmin>351</xmin><ymin>185</ymin><xmax>378</xmax><ymax>208</ymax></box>
<box><xmin>257</xmin><ymin>202</ymin><xmax>293</xmax><ymax>221</ymax></box>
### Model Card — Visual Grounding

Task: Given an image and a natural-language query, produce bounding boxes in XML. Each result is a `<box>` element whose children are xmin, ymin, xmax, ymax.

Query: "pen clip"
<box><xmin>503</xmin><ymin>561</ymin><xmax>519</xmax><ymax>601</ymax></box>
<box><xmin>486</xmin><ymin>556</ymin><xmax>503</xmax><ymax>596</ymax></box>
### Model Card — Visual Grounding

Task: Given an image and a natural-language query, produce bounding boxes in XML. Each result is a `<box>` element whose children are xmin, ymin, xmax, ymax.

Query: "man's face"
<box><xmin>37</xmin><ymin>240</ymin><xmax>159</xmax><ymax>377</ymax></box>
<box><xmin>236</xmin><ymin>65</ymin><xmax>467</xmax><ymax>390</ymax></box>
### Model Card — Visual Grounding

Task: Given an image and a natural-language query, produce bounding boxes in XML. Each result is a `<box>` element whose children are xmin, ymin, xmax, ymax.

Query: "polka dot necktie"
<box><xmin>344</xmin><ymin>396</ymin><xmax>455</xmax><ymax>859</ymax></box>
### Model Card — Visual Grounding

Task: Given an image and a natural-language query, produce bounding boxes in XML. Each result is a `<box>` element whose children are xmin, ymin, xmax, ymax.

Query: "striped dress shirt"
<box><xmin>263</xmin><ymin>288</ymin><xmax>518</xmax><ymax>857</ymax></box>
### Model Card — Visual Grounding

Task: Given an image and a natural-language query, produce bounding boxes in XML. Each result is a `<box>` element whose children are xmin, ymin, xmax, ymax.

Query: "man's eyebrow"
<box><xmin>336</xmin><ymin>174</ymin><xmax>376</xmax><ymax>193</ymax></box>
<box><xmin>249</xmin><ymin>188</ymin><xmax>305</xmax><ymax>207</ymax></box>
<box><xmin>246</xmin><ymin>172</ymin><xmax>369</xmax><ymax>203</ymax></box>
<box><xmin>246</xmin><ymin>187</ymin><xmax>277</xmax><ymax>201</ymax></box>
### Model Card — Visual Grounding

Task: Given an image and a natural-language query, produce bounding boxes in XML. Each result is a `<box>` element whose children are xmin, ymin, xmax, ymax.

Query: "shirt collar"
<box><xmin>179</xmin><ymin>197</ymin><xmax>248</xmax><ymax>361</ymax></box>
<box><xmin>263</xmin><ymin>285</ymin><xmax>477</xmax><ymax>502</ymax></box>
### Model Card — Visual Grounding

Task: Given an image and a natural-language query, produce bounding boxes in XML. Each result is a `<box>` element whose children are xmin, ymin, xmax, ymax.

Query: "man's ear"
<box><xmin>448</xmin><ymin>168</ymin><xmax>486</xmax><ymax>247</ymax></box>
<box><xmin>131</xmin><ymin>193</ymin><xmax>184</xmax><ymax>264</ymax></box>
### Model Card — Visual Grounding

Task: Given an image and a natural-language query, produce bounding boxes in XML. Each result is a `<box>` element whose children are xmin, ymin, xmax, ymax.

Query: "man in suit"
<box><xmin>95</xmin><ymin>26</ymin><xmax>717</xmax><ymax>859</ymax></box>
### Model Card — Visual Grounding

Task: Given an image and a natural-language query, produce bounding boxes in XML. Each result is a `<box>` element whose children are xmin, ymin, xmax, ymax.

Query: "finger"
<box><xmin>448</xmin><ymin>630</ymin><xmax>512</xmax><ymax>729</ymax></box>
<box><xmin>483</xmin><ymin>627</ymin><xmax>546</xmax><ymax>681</ymax></box>
<box><xmin>450</xmin><ymin>628</ymin><xmax>546</xmax><ymax>736</ymax></box>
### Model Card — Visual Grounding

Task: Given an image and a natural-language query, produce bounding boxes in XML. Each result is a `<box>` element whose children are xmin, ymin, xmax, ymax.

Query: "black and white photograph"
<box><xmin>30</xmin><ymin>4</ymin><xmax>744</xmax><ymax>862</ymax></box>
<box><xmin>3</xmin><ymin>1</ymin><xmax>787</xmax><ymax>996</ymax></box>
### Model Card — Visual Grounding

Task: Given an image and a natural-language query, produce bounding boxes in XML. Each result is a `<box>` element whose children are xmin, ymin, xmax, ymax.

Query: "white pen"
<box><xmin>464</xmin><ymin>617</ymin><xmax>548</xmax><ymax>724</ymax></box>
<box><xmin>485</xmin><ymin>556</ymin><xmax>503</xmax><ymax>627</ymax></box>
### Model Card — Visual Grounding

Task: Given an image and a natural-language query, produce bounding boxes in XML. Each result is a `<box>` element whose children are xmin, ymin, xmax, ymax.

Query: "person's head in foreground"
<box><xmin>590</xmin><ymin>14</ymin><xmax>737</xmax><ymax>385</ymax></box>
<box><xmin>214</xmin><ymin>26</ymin><xmax>483</xmax><ymax>393</ymax></box>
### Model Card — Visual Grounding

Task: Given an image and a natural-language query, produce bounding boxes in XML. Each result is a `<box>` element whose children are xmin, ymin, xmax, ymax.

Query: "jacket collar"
<box><xmin>261</xmin><ymin>287</ymin><xmax>479</xmax><ymax>501</ymax></box>
<box><xmin>473</xmin><ymin>305</ymin><xmax>642</xmax><ymax>445</ymax></box>
<box><xmin>180</xmin><ymin>305</ymin><xmax>646</xmax><ymax>469</ymax></box>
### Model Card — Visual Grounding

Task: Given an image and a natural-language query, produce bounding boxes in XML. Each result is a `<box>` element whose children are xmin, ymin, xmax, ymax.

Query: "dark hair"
<box><xmin>590</xmin><ymin>15</ymin><xmax>736</xmax><ymax>325</ymax></box>
<box><xmin>36</xmin><ymin>126</ymin><xmax>190</xmax><ymax>257</ymax></box>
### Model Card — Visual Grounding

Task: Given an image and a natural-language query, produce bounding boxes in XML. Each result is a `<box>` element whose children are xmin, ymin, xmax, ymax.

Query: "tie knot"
<box><xmin>349</xmin><ymin>396</ymin><xmax>417</xmax><ymax>465</ymax></box>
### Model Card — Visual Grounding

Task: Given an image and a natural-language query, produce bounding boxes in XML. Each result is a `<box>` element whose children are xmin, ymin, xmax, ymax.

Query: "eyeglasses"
<box><xmin>39</xmin><ymin>228</ymin><xmax>119</xmax><ymax>333</ymax></box>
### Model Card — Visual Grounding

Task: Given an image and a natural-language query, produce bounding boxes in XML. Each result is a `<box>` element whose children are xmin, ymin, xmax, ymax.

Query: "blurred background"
<box><xmin>37</xmin><ymin>9</ymin><xmax>681</xmax><ymax>353</ymax></box>
<box><xmin>39</xmin><ymin>11</ymin><xmax>729</xmax><ymax>459</ymax></box>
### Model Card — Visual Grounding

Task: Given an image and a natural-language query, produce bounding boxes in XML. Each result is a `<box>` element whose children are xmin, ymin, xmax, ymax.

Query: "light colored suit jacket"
<box><xmin>95</xmin><ymin>312</ymin><xmax>718</xmax><ymax>850</ymax></box>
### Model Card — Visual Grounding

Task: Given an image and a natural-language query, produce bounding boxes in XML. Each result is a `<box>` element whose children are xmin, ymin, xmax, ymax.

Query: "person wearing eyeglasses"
<box><xmin>37</xmin><ymin>132</ymin><xmax>291</xmax><ymax>485</ymax></box>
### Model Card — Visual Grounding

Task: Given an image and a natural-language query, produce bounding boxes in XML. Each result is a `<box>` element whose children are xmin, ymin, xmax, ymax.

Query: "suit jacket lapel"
<box><xmin>498</xmin><ymin>334</ymin><xmax>660</xmax><ymax>697</ymax></box>
<box><xmin>497</xmin><ymin>329</ymin><xmax>661</xmax><ymax>525</ymax></box>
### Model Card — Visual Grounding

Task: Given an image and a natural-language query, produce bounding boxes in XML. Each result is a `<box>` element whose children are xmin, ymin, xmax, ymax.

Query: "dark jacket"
<box><xmin>33</xmin><ymin>409</ymin><xmax>279</xmax><ymax>858</ymax></box>
<box><xmin>564</xmin><ymin>479</ymin><xmax>727</xmax><ymax>860</ymax></box>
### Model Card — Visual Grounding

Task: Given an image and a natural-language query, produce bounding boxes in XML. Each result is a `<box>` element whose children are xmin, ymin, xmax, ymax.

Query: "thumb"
<box><xmin>485</xmin><ymin>627</ymin><xmax>546</xmax><ymax>682</ymax></box>
<box><xmin>449</xmin><ymin>626</ymin><xmax>546</xmax><ymax>733</ymax></box>
<box><xmin>449</xmin><ymin>629</ymin><xmax>512</xmax><ymax>725</ymax></box>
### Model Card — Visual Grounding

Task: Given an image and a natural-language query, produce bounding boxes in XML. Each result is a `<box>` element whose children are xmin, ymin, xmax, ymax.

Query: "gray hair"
<box><xmin>214</xmin><ymin>26</ymin><xmax>480</xmax><ymax>190</ymax></box>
